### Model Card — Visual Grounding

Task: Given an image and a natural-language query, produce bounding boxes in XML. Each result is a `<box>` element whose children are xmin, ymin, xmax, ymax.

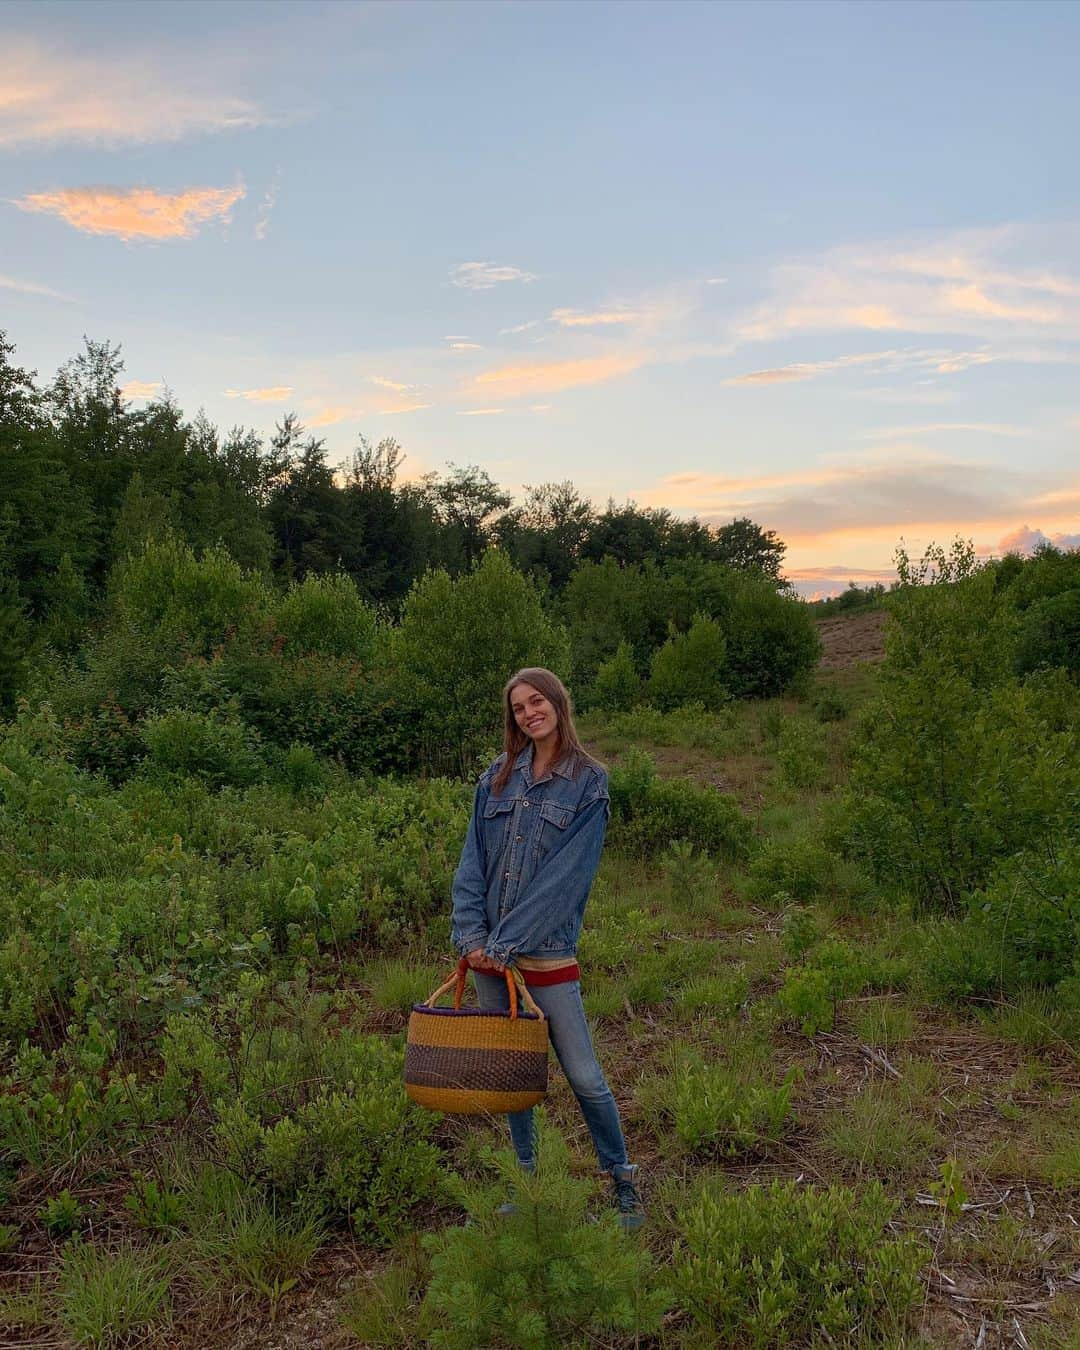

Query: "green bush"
<box><xmin>394</xmin><ymin>551</ymin><xmax>570</xmax><ymax>776</ymax></box>
<box><xmin>647</xmin><ymin>613</ymin><xmax>727</xmax><ymax>711</ymax></box>
<box><xmin>672</xmin><ymin>1176</ymin><xmax>927</xmax><ymax>1346</ymax></box>
<box><xmin>420</xmin><ymin>1131</ymin><xmax>668</xmax><ymax>1348</ymax></box>
<box><xmin>1013</xmin><ymin>587</ymin><xmax>1080</xmax><ymax>678</ymax></box>
<box><xmin>590</xmin><ymin>638</ymin><xmax>640</xmax><ymax>713</ymax></box>
<box><xmin>609</xmin><ymin>751</ymin><xmax>750</xmax><ymax>859</ymax></box>
<box><xmin>141</xmin><ymin>706</ymin><xmax>266</xmax><ymax>788</ymax></box>
<box><xmin>668</xmin><ymin>1060</ymin><xmax>794</xmax><ymax>1155</ymax></box>
<box><xmin>778</xmin><ymin>939</ymin><xmax>869</xmax><ymax>1034</ymax></box>
<box><xmin>272</xmin><ymin>572</ymin><xmax>378</xmax><ymax>660</ymax></box>
<box><xmin>746</xmin><ymin>834</ymin><xmax>835</xmax><ymax>903</ymax></box>
<box><xmin>775</xmin><ymin>717</ymin><xmax>827</xmax><ymax>789</ymax></box>
<box><xmin>160</xmin><ymin>981</ymin><xmax>441</xmax><ymax>1241</ymax></box>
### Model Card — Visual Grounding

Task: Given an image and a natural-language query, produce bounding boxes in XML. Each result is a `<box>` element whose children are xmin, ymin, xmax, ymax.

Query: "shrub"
<box><xmin>775</xmin><ymin>716</ymin><xmax>827</xmax><ymax>789</ymax></box>
<box><xmin>1013</xmin><ymin>588</ymin><xmax>1080</xmax><ymax>678</ymax></box>
<box><xmin>647</xmin><ymin>613</ymin><xmax>727</xmax><ymax>711</ymax></box>
<box><xmin>747</xmin><ymin>835</ymin><xmax>835</xmax><ymax>903</ymax></box>
<box><xmin>778</xmin><ymin>939</ymin><xmax>869</xmax><ymax>1034</ymax></box>
<box><xmin>420</xmin><ymin>1131</ymin><xmax>668</xmax><ymax>1348</ymax></box>
<box><xmin>609</xmin><ymin>753</ymin><xmax>750</xmax><ymax>859</ymax></box>
<box><xmin>718</xmin><ymin>572</ymin><xmax>821</xmax><ymax>698</ymax></box>
<box><xmin>141</xmin><ymin>707</ymin><xmax>266</xmax><ymax>788</ymax></box>
<box><xmin>668</xmin><ymin>1060</ymin><xmax>794</xmax><ymax>1155</ymax></box>
<box><xmin>161</xmin><ymin>984</ymin><xmax>441</xmax><ymax>1241</ymax></box>
<box><xmin>590</xmin><ymin>639</ymin><xmax>640</xmax><ymax>713</ymax></box>
<box><xmin>672</xmin><ymin>1176</ymin><xmax>927</xmax><ymax>1346</ymax></box>
<box><xmin>272</xmin><ymin>572</ymin><xmax>378</xmax><ymax>660</ymax></box>
<box><xmin>968</xmin><ymin>843</ymin><xmax>1080</xmax><ymax>989</ymax></box>
<box><xmin>394</xmin><ymin>551</ymin><xmax>570</xmax><ymax>776</ymax></box>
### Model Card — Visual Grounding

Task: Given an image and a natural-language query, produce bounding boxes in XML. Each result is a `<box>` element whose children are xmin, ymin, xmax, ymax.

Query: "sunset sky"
<box><xmin>3</xmin><ymin>0</ymin><xmax>1078</xmax><ymax>594</ymax></box>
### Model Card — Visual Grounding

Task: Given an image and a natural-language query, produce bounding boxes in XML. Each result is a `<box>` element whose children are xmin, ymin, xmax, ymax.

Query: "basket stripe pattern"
<box><xmin>404</xmin><ymin>961</ymin><xmax>549</xmax><ymax>1115</ymax></box>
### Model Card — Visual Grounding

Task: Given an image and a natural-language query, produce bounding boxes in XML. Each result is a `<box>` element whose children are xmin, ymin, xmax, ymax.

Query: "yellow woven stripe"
<box><xmin>405</xmin><ymin>1084</ymin><xmax>546</xmax><ymax>1115</ymax></box>
<box><xmin>407</xmin><ymin>1011</ymin><xmax>549</xmax><ymax>1053</ymax></box>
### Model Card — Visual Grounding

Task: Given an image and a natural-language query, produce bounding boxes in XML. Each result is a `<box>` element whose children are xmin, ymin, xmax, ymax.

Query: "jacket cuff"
<box><xmin>453</xmin><ymin>932</ymin><xmax>489</xmax><ymax>957</ymax></box>
<box><xmin>484</xmin><ymin>940</ymin><xmax>516</xmax><ymax>968</ymax></box>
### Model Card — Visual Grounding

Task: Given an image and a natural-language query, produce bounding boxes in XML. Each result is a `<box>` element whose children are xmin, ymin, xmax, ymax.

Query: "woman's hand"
<box><xmin>465</xmin><ymin>948</ymin><xmax>504</xmax><ymax>973</ymax></box>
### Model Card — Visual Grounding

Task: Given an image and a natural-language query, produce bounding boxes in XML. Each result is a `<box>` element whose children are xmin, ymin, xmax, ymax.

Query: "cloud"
<box><xmin>728</xmin><ymin>350</ymin><xmax>903</xmax><ymax>385</ymax></box>
<box><xmin>638</xmin><ymin>451</ymin><xmax>1080</xmax><ymax>552</ymax></box>
<box><xmin>469</xmin><ymin>353</ymin><xmax>645</xmax><ymax>399</ymax></box>
<box><xmin>254</xmin><ymin>172</ymin><xmax>280</xmax><ymax>242</ymax></box>
<box><xmin>738</xmin><ymin>227</ymin><xmax>1080</xmax><ymax>343</ymax></box>
<box><xmin>530</xmin><ymin>403</ymin><xmax>552</xmax><ymax>412</ymax></box>
<box><xmin>863</xmin><ymin>422</ymin><xmax>1026</xmax><ymax>439</ymax></box>
<box><xmin>225</xmin><ymin>385</ymin><xmax>293</xmax><ymax>402</ymax></box>
<box><xmin>0</xmin><ymin>271</ymin><xmax>74</xmax><ymax>302</ymax></box>
<box><xmin>306</xmin><ymin>406</ymin><xmax>363</xmax><ymax>428</ymax></box>
<box><xmin>996</xmin><ymin>523</ymin><xmax>1080</xmax><ymax>554</ymax></box>
<box><xmin>371</xmin><ymin>376</ymin><xmax>413</xmax><ymax>392</ymax></box>
<box><xmin>500</xmin><ymin>319</ymin><xmax>542</xmax><ymax>335</ymax></box>
<box><xmin>377</xmin><ymin>401</ymin><xmax>430</xmax><ymax>415</ymax></box>
<box><xmin>458</xmin><ymin>408</ymin><xmax>505</xmax><ymax>416</ymax></box>
<box><xmin>119</xmin><ymin>379</ymin><xmax>162</xmax><ymax>401</ymax></box>
<box><xmin>451</xmin><ymin>261</ymin><xmax>537</xmax><ymax>290</ymax></box>
<box><xmin>14</xmin><ymin>184</ymin><xmax>246</xmax><ymax>241</ymax></box>
<box><xmin>449</xmin><ymin>341</ymin><xmax>483</xmax><ymax>351</ymax></box>
<box><xmin>0</xmin><ymin>38</ymin><xmax>267</xmax><ymax>149</ymax></box>
<box><xmin>725</xmin><ymin>344</ymin><xmax>1073</xmax><ymax>388</ymax></box>
<box><xmin>550</xmin><ymin>307</ymin><xmax>641</xmax><ymax>328</ymax></box>
<box><xmin>705</xmin><ymin>277</ymin><xmax>728</xmax><ymax>286</ymax></box>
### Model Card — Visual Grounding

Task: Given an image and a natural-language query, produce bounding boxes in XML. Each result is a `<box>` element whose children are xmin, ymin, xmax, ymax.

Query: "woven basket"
<box><xmin>404</xmin><ymin>959</ymin><xmax>549</xmax><ymax>1115</ymax></box>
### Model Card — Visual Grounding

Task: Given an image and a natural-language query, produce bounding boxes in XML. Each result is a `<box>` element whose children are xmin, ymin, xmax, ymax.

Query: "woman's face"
<box><xmin>510</xmin><ymin>682</ymin><xmax>558</xmax><ymax>744</ymax></box>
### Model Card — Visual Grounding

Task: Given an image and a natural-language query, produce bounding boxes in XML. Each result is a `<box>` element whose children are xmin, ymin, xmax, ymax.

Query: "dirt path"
<box><xmin>816</xmin><ymin>608</ymin><xmax>887</xmax><ymax>670</ymax></box>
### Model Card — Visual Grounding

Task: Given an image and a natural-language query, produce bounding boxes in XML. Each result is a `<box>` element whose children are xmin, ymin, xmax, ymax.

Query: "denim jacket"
<box><xmin>450</xmin><ymin>746</ymin><xmax>610</xmax><ymax>968</ymax></box>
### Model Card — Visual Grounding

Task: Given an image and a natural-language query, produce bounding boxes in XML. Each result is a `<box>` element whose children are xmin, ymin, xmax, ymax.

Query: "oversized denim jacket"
<box><xmin>450</xmin><ymin>746</ymin><xmax>610</xmax><ymax>968</ymax></box>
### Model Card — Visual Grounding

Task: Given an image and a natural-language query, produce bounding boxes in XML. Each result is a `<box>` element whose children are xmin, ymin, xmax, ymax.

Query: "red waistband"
<box><xmin>475</xmin><ymin>963</ymin><xmax>581</xmax><ymax>987</ymax></box>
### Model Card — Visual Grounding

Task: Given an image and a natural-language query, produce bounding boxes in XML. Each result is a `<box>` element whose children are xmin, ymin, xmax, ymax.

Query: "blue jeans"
<box><xmin>474</xmin><ymin>972</ymin><xmax>629</xmax><ymax>1173</ymax></box>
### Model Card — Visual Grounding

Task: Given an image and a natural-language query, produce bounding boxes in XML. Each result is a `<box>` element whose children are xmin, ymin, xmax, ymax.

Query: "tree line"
<box><xmin>0</xmin><ymin>331</ymin><xmax>787</xmax><ymax>706</ymax></box>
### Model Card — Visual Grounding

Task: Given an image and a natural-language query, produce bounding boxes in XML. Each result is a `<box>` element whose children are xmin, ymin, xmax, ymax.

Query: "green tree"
<box><xmin>711</xmin><ymin>515</ymin><xmax>786</xmax><ymax>579</ymax></box>
<box><xmin>647</xmin><ymin>613</ymin><xmax>728</xmax><ymax>711</ymax></box>
<box><xmin>393</xmin><ymin>551</ymin><xmax>570</xmax><ymax>774</ymax></box>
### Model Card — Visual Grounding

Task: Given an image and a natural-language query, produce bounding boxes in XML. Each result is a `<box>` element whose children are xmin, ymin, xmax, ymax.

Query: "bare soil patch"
<box><xmin>817</xmin><ymin>608</ymin><xmax>887</xmax><ymax>670</ymax></box>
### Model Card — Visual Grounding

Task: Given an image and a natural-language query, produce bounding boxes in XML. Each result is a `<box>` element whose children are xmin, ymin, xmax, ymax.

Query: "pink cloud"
<box><xmin>16</xmin><ymin>183</ymin><xmax>245</xmax><ymax>241</ymax></box>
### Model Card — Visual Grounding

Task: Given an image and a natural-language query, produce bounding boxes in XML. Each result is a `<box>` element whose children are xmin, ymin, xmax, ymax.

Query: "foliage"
<box><xmin>647</xmin><ymin>613</ymin><xmax>727</xmax><ymax>711</ymax></box>
<box><xmin>608</xmin><ymin>750</ymin><xmax>751</xmax><ymax>859</ymax></box>
<box><xmin>420</xmin><ymin>1131</ymin><xmax>668</xmax><ymax>1348</ymax></box>
<box><xmin>672</xmin><ymin>1176</ymin><xmax>927</xmax><ymax>1346</ymax></box>
<box><xmin>661</xmin><ymin>1058</ymin><xmax>795</xmax><ymax>1155</ymax></box>
<box><xmin>393</xmin><ymin>550</ymin><xmax>570</xmax><ymax>775</ymax></box>
<box><xmin>841</xmin><ymin>540</ymin><xmax>1080</xmax><ymax>909</ymax></box>
<box><xmin>161</xmin><ymin>978</ymin><xmax>441</xmax><ymax>1240</ymax></box>
<box><xmin>590</xmin><ymin>638</ymin><xmax>640</xmax><ymax>713</ymax></box>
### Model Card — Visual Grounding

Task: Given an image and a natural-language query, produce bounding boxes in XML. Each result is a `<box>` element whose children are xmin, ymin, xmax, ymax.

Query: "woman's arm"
<box><xmin>450</xmin><ymin>779</ymin><xmax>492</xmax><ymax>956</ymax></box>
<box><xmin>483</xmin><ymin>792</ymin><xmax>609</xmax><ymax>968</ymax></box>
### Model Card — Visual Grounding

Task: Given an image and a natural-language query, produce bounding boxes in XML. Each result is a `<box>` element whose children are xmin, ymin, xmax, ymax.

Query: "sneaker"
<box><xmin>610</xmin><ymin>1162</ymin><xmax>645</xmax><ymax>1232</ymax></box>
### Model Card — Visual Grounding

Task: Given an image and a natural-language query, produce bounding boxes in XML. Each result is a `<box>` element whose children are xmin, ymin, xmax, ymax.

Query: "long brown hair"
<box><xmin>492</xmin><ymin>667</ymin><xmax>599</xmax><ymax>794</ymax></box>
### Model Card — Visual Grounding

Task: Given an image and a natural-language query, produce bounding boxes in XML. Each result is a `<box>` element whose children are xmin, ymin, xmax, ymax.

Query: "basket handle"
<box><xmin>420</xmin><ymin>959</ymin><xmax>545</xmax><ymax>1021</ymax></box>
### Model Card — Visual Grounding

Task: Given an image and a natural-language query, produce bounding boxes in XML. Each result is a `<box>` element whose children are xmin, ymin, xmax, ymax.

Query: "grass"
<box><xmin>57</xmin><ymin>1241</ymin><xmax>172</xmax><ymax>1347</ymax></box>
<box><xmin>822</xmin><ymin>1084</ymin><xmax>942</xmax><ymax>1177</ymax></box>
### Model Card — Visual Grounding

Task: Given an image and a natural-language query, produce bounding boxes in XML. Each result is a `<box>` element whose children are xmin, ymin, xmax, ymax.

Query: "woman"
<box><xmin>451</xmin><ymin>667</ymin><xmax>644</xmax><ymax>1230</ymax></box>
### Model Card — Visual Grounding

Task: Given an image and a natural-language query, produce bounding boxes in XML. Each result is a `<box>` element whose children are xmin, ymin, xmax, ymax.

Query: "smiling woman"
<box><xmin>449</xmin><ymin>666</ymin><xmax>646</xmax><ymax>1231</ymax></box>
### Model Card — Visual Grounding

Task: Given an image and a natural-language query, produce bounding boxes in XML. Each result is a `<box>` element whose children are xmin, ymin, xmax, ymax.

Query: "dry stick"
<box><xmin>858</xmin><ymin>1043</ymin><xmax>902</xmax><ymax>1080</ymax></box>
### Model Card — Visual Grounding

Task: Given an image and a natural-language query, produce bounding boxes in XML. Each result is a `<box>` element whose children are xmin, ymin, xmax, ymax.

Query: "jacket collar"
<box><xmin>513</xmin><ymin>743</ymin><xmax>572</xmax><ymax>785</ymax></box>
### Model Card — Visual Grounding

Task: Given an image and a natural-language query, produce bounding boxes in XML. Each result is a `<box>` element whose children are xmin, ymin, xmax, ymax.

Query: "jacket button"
<box><xmin>504</xmin><ymin>872</ymin><xmax>510</xmax><ymax>879</ymax></box>
<box><xmin>522</xmin><ymin>800</ymin><xmax>529</xmax><ymax>807</ymax></box>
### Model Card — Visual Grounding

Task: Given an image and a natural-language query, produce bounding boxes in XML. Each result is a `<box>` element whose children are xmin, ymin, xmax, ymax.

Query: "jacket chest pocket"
<box><xmin>536</xmin><ymin>800</ymin><xmax>573</xmax><ymax>858</ymax></box>
<box><xmin>483</xmin><ymin>796</ymin><xmax>516</xmax><ymax>855</ymax></box>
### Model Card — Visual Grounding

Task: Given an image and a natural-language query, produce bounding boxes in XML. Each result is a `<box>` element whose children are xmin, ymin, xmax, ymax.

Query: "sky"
<box><xmin>2</xmin><ymin>0</ymin><xmax>1078</xmax><ymax>596</ymax></box>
